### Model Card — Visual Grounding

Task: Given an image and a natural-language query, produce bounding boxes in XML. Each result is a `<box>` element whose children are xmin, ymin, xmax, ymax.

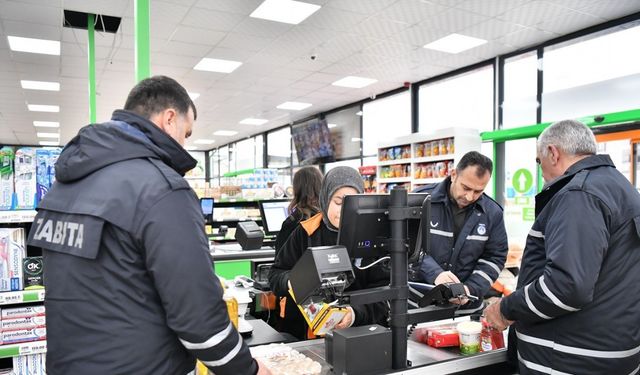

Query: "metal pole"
<box><xmin>389</xmin><ymin>187</ymin><xmax>408</xmax><ymax>369</ymax></box>
<box><xmin>87</xmin><ymin>14</ymin><xmax>96</xmax><ymax>123</ymax></box>
<box><xmin>134</xmin><ymin>0</ymin><xmax>151</xmax><ymax>82</ymax></box>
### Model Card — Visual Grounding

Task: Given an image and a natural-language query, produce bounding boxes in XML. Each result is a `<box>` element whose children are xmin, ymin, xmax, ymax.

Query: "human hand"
<box><xmin>484</xmin><ymin>299</ymin><xmax>514</xmax><ymax>331</ymax></box>
<box><xmin>334</xmin><ymin>306</ymin><xmax>354</xmax><ymax>330</ymax></box>
<box><xmin>435</xmin><ymin>271</ymin><xmax>460</xmax><ymax>285</ymax></box>
<box><xmin>449</xmin><ymin>285</ymin><xmax>470</xmax><ymax>305</ymax></box>
<box><xmin>256</xmin><ymin>359</ymin><xmax>273</xmax><ymax>375</ymax></box>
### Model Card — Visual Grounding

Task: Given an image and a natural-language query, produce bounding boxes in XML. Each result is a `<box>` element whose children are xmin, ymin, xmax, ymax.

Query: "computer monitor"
<box><xmin>258</xmin><ymin>199</ymin><xmax>291</xmax><ymax>235</ymax></box>
<box><xmin>200</xmin><ymin>198</ymin><xmax>214</xmax><ymax>224</ymax></box>
<box><xmin>337</xmin><ymin>193</ymin><xmax>429</xmax><ymax>262</ymax></box>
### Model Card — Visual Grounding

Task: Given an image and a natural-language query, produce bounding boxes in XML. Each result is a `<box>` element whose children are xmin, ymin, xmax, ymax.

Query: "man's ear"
<box><xmin>150</xmin><ymin>108</ymin><xmax>177</xmax><ymax>132</ymax></box>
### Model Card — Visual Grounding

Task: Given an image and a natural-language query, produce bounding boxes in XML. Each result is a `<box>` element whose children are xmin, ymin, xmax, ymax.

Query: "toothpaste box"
<box><xmin>0</xmin><ymin>327</ymin><xmax>46</xmax><ymax>345</ymax></box>
<box><xmin>49</xmin><ymin>147</ymin><xmax>61</xmax><ymax>186</ymax></box>
<box><xmin>0</xmin><ymin>146</ymin><xmax>14</xmax><ymax>210</ymax></box>
<box><xmin>35</xmin><ymin>149</ymin><xmax>49</xmax><ymax>204</ymax></box>
<box><xmin>22</xmin><ymin>257</ymin><xmax>43</xmax><ymax>290</ymax></box>
<box><xmin>0</xmin><ymin>316</ymin><xmax>46</xmax><ymax>332</ymax></box>
<box><xmin>14</xmin><ymin>148</ymin><xmax>37</xmax><ymax>210</ymax></box>
<box><xmin>0</xmin><ymin>228</ymin><xmax>26</xmax><ymax>292</ymax></box>
<box><xmin>40</xmin><ymin>352</ymin><xmax>46</xmax><ymax>374</ymax></box>
<box><xmin>1</xmin><ymin>305</ymin><xmax>46</xmax><ymax>320</ymax></box>
<box><xmin>28</xmin><ymin>353</ymin><xmax>42</xmax><ymax>375</ymax></box>
<box><xmin>12</xmin><ymin>354</ymin><xmax>28</xmax><ymax>375</ymax></box>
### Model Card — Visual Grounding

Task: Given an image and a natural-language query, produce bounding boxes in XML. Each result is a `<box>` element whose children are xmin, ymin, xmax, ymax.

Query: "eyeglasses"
<box><xmin>535</xmin><ymin>157</ymin><xmax>541</xmax><ymax>165</ymax></box>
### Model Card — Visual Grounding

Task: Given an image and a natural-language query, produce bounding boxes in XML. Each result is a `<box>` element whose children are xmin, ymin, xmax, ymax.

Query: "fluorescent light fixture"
<box><xmin>28</xmin><ymin>104</ymin><xmax>59</xmax><ymax>112</ymax></box>
<box><xmin>21</xmin><ymin>80</ymin><xmax>60</xmax><ymax>91</ymax></box>
<box><xmin>276</xmin><ymin>101</ymin><xmax>312</xmax><ymax>111</ymax></box>
<box><xmin>356</xmin><ymin>111</ymin><xmax>363</xmax><ymax>116</ymax></box>
<box><xmin>194</xmin><ymin>139</ymin><xmax>215</xmax><ymax>145</ymax></box>
<box><xmin>423</xmin><ymin>33</ymin><xmax>487</xmax><ymax>54</ymax></box>
<box><xmin>194</xmin><ymin>58</ymin><xmax>242</xmax><ymax>73</ymax></box>
<box><xmin>213</xmin><ymin>130</ymin><xmax>238</xmax><ymax>136</ymax></box>
<box><xmin>7</xmin><ymin>36</ymin><xmax>60</xmax><ymax>55</ymax></box>
<box><xmin>185</xmin><ymin>146</ymin><xmax>199</xmax><ymax>151</ymax></box>
<box><xmin>188</xmin><ymin>92</ymin><xmax>200</xmax><ymax>100</ymax></box>
<box><xmin>33</xmin><ymin>121</ymin><xmax>60</xmax><ymax>128</ymax></box>
<box><xmin>250</xmin><ymin>0</ymin><xmax>321</xmax><ymax>25</ymax></box>
<box><xmin>37</xmin><ymin>132</ymin><xmax>59</xmax><ymax>138</ymax></box>
<box><xmin>351</xmin><ymin>137</ymin><xmax>362</xmax><ymax>142</ymax></box>
<box><xmin>327</xmin><ymin>123</ymin><xmax>337</xmax><ymax>128</ymax></box>
<box><xmin>239</xmin><ymin>118</ymin><xmax>268</xmax><ymax>126</ymax></box>
<box><xmin>332</xmin><ymin>76</ymin><xmax>377</xmax><ymax>89</ymax></box>
<box><xmin>39</xmin><ymin>141</ymin><xmax>60</xmax><ymax>146</ymax></box>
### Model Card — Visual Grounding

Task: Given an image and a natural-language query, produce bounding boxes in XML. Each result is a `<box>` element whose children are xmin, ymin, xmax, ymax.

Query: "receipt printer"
<box><xmin>235</xmin><ymin>221</ymin><xmax>264</xmax><ymax>250</ymax></box>
<box><xmin>326</xmin><ymin>324</ymin><xmax>392</xmax><ymax>375</ymax></box>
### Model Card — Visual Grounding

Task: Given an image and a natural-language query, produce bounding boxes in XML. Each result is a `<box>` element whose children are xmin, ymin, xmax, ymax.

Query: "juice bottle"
<box><xmin>224</xmin><ymin>294</ymin><xmax>239</xmax><ymax>329</ymax></box>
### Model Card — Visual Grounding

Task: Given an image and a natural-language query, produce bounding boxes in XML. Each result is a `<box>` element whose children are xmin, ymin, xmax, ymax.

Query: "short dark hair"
<box><xmin>456</xmin><ymin>151</ymin><xmax>493</xmax><ymax>178</ymax></box>
<box><xmin>290</xmin><ymin>166</ymin><xmax>323</xmax><ymax>218</ymax></box>
<box><xmin>124</xmin><ymin>75</ymin><xmax>197</xmax><ymax>120</ymax></box>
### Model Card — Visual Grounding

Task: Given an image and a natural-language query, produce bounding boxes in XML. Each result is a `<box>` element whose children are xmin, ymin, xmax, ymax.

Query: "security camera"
<box><xmin>370</xmin><ymin>93</ymin><xmax>376</xmax><ymax>100</ymax></box>
<box><xmin>310</xmin><ymin>54</ymin><xmax>318</xmax><ymax>60</ymax></box>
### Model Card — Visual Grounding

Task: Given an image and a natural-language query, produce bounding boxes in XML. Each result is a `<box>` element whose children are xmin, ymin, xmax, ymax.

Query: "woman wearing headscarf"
<box><xmin>268</xmin><ymin>166</ymin><xmax>389</xmax><ymax>340</ymax></box>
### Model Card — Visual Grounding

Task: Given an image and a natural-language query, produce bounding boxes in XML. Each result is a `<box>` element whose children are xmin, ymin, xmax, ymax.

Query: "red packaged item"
<box><xmin>426</xmin><ymin>325</ymin><xmax>460</xmax><ymax>348</ymax></box>
<box><xmin>480</xmin><ymin>317</ymin><xmax>505</xmax><ymax>351</ymax></box>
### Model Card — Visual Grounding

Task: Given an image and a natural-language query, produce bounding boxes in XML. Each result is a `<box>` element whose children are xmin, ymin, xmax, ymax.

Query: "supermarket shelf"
<box><xmin>0</xmin><ymin>340</ymin><xmax>47</xmax><ymax>359</ymax></box>
<box><xmin>412</xmin><ymin>155</ymin><xmax>454</xmax><ymax>164</ymax></box>
<box><xmin>378</xmin><ymin>177</ymin><xmax>411</xmax><ymax>184</ymax></box>
<box><xmin>0</xmin><ymin>290</ymin><xmax>45</xmax><ymax>306</ymax></box>
<box><xmin>377</xmin><ymin>159</ymin><xmax>412</xmax><ymax>166</ymax></box>
<box><xmin>413</xmin><ymin>178</ymin><xmax>444</xmax><ymax>185</ymax></box>
<box><xmin>0</xmin><ymin>210</ymin><xmax>37</xmax><ymax>224</ymax></box>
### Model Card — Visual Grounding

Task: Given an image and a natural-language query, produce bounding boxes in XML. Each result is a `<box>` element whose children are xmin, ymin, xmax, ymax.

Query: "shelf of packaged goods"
<box><xmin>0</xmin><ymin>290</ymin><xmax>45</xmax><ymax>306</ymax></box>
<box><xmin>0</xmin><ymin>210</ymin><xmax>37</xmax><ymax>224</ymax></box>
<box><xmin>412</xmin><ymin>155</ymin><xmax>455</xmax><ymax>164</ymax></box>
<box><xmin>377</xmin><ymin>159</ymin><xmax>412</xmax><ymax>166</ymax></box>
<box><xmin>378</xmin><ymin>177</ymin><xmax>411</xmax><ymax>184</ymax></box>
<box><xmin>413</xmin><ymin>178</ymin><xmax>444</xmax><ymax>185</ymax></box>
<box><xmin>0</xmin><ymin>340</ymin><xmax>47</xmax><ymax>359</ymax></box>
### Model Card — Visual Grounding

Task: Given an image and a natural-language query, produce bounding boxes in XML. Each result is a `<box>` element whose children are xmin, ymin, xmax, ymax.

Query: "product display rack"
<box><xmin>0</xmin><ymin>211</ymin><xmax>37</xmax><ymax>224</ymax></box>
<box><xmin>0</xmin><ymin>290</ymin><xmax>45</xmax><ymax>306</ymax></box>
<box><xmin>376</xmin><ymin>128</ymin><xmax>482</xmax><ymax>192</ymax></box>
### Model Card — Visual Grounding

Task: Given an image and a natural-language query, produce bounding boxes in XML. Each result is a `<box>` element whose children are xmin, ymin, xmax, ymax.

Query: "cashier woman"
<box><xmin>268</xmin><ymin>166</ymin><xmax>389</xmax><ymax>340</ymax></box>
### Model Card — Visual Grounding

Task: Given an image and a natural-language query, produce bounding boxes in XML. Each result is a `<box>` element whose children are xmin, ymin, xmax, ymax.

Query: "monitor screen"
<box><xmin>258</xmin><ymin>200</ymin><xmax>291</xmax><ymax>234</ymax></box>
<box><xmin>337</xmin><ymin>193</ymin><xmax>429</xmax><ymax>261</ymax></box>
<box><xmin>200</xmin><ymin>198</ymin><xmax>214</xmax><ymax>218</ymax></box>
<box><xmin>291</xmin><ymin>118</ymin><xmax>335</xmax><ymax>165</ymax></box>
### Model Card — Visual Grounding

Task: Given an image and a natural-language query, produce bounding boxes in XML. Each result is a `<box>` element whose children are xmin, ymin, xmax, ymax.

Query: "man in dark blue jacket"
<box><xmin>414</xmin><ymin>151</ymin><xmax>508</xmax><ymax>313</ymax></box>
<box><xmin>485</xmin><ymin>119</ymin><xmax>640</xmax><ymax>374</ymax></box>
<box><xmin>28</xmin><ymin>76</ymin><xmax>270</xmax><ymax>375</ymax></box>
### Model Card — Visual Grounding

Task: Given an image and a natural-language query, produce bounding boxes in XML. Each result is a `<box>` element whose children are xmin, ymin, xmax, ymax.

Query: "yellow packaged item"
<box><xmin>288</xmin><ymin>288</ymin><xmax>348</xmax><ymax>336</ymax></box>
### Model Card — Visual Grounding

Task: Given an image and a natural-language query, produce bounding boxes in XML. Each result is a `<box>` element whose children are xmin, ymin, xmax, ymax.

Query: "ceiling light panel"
<box><xmin>276</xmin><ymin>101</ymin><xmax>312</xmax><ymax>110</ymax></box>
<box><xmin>250</xmin><ymin>0</ymin><xmax>321</xmax><ymax>25</ymax></box>
<box><xmin>7</xmin><ymin>36</ymin><xmax>60</xmax><ymax>55</ymax></box>
<box><xmin>33</xmin><ymin>121</ymin><xmax>60</xmax><ymax>128</ymax></box>
<box><xmin>188</xmin><ymin>92</ymin><xmax>200</xmax><ymax>100</ymax></box>
<box><xmin>28</xmin><ymin>104</ymin><xmax>59</xmax><ymax>112</ymax></box>
<box><xmin>423</xmin><ymin>33</ymin><xmax>487</xmax><ymax>54</ymax></box>
<box><xmin>332</xmin><ymin>76</ymin><xmax>378</xmax><ymax>88</ymax></box>
<box><xmin>213</xmin><ymin>130</ymin><xmax>238</xmax><ymax>136</ymax></box>
<box><xmin>194</xmin><ymin>58</ymin><xmax>243</xmax><ymax>73</ymax></box>
<box><xmin>194</xmin><ymin>139</ymin><xmax>216</xmax><ymax>144</ymax></box>
<box><xmin>37</xmin><ymin>132</ymin><xmax>60</xmax><ymax>138</ymax></box>
<box><xmin>39</xmin><ymin>141</ymin><xmax>60</xmax><ymax>146</ymax></box>
<box><xmin>239</xmin><ymin>118</ymin><xmax>268</xmax><ymax>125</ymax></box>
<box><xmin>21</xmin><ymin>80</ymin><xmax>60</xmax><ymax>91</ymax></box>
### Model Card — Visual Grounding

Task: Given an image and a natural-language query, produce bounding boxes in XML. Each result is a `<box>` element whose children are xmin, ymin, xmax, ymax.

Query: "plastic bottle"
<box><xmin>224</xmin><ymin>294</ymin><xmax>239</xmax><ymax>329</ymax></box>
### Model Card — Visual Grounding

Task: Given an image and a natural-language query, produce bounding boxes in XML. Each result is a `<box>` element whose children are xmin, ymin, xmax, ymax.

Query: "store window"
<box><xmin>503</xmin><ymin>138</ymin><xmax>539</xmax><ymax>266</ymax></box>
<box><xmin>219</xmin><ymin>145</ymin><xmax>229</xmax><ymax>176</ymax></box>
<box><xmin>480</xmin><ymin>142</ymin><xmax>494</xmax><ymax>199</ymax></box>
<box><xmin>267</xmin><ymin>127</ymin><xmax>292</xmax><ymax>168</ymax></box>
<box><xmin>542</xmin><ymin>22</ymin><xmax>640</xmax><ymax>121</ymax></box>
<box><xmin>324</xmin><ymin>158</ymin><xmax>361</xmax><ymax>172</ymax></box>
<box><xmin>419</xmin><ymin>65</ymin><xmax>494</xmax><ymax>133</ymax></box>
<box><xmin>325</xmin><ymin>106</ymin><xmax>362</xmax><ymax>160</ymax></box>
<box><xmin>503</xmin><ymin>52</ymin><xmax>538</xmax><ymax>128</ymax></box>
<box><xmin>255</xmin><ymin>135</ymin><xmax>264</xmax><ymax>168</ymax></box>
<box><xmin>236</xmin><ymin>138</ymin><xmax>255</xmax><ymax>171</ymax></box>
<box><xmin>209</xmin><ymin>148</ymin><xmax>219</xmax><ymax>186</ymax></box>
<box><xmin>362</xmin><ymin>91</ymin><xmax>411</xmax><ymax>156</ymax></box>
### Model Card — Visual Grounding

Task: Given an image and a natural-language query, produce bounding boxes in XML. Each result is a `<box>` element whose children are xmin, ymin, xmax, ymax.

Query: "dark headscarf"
<box><xmin>319</xmin><ymin>166</ymin><xmax>364</xmax><ymax>231</ymax></box>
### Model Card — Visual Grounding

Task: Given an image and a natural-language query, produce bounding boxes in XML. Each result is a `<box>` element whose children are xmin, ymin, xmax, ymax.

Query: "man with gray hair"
<box><xmin>485</xmin><ymin>119</ymin><xmax>640</xmax><ymax>374</ymax></box>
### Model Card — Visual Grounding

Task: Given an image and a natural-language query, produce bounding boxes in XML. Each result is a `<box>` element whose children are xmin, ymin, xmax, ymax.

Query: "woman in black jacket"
<box><xmin>273</xmin><ymin>166</ymin><xmax>323</xmax><ymax>253</ymax></box>
<box><xmin>268</xmin><ymin>166</ymin><xmax>389</xmax><ymax>340</ymax></box>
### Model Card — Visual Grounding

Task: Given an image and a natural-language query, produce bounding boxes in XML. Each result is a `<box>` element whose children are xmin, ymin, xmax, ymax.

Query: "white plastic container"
<box><xmin>457</xmin><ymin>321</ymin><xmax>482</xmax><ymax>355</ymax></box>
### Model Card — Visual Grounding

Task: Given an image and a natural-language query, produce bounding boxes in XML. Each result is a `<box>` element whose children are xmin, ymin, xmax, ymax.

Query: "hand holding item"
<box><xmin>435</xmin><ymin>271</ymin><xmax>460</xmax><ymax>285</ymax></box>
<box><xmin>334</xmin><ymin>306</ymin><xmax>355</xmax><ymax>330</ymax></box>
<box><xmin>484</xmin><ymin>299</ymin><xmax>514</xmax><ymax>331</ymax></box>
<box><xmin>449</xmin><ymin>285</ymin><xmax>470</xmax><ymax>305</ymax></box>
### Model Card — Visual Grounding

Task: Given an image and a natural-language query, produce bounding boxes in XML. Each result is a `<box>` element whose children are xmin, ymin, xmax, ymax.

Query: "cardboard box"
<box><xmin>14</xmin><ymin>148</ymin><xmax>37</xmax><ymax>210</ymax></box>
<box><xmin>427</xmin><ymin>325</ymin><xmax>460</xmax><ymax>348</ymax></box>
<box><xmin>0</xmin><ymin>316</ymin><xmax>46</xmax><ymax>332</ymax></box>
<box><xmin>0</xmin><ymin>228</ymin><xmax>26</xmax><ymax>292</ymax></box>
<box><xmin>22</xmin><ymin>257</ymin><xmax>43</xmax><ymax>289</ymax></box>
<box><xmin>0</xmin><ymin>327</ymin><xmax>46</xmax><ymax>345</ymax></box>
<box><xmin>0</xmin><ymin>147</ymin><xmax>14</xmax><ymax>210</ymax></box>
<box><xmin>1</xmin><ymin>306</ymin><xmax>46</xmax><ymax>320</ymax></box>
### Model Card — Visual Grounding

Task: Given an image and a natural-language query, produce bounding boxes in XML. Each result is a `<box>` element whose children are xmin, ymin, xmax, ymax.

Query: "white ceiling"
<box><xmin>0</xmin><ymin>0</ymin><xmax>639</xmax><ymax>148</ymax></box>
